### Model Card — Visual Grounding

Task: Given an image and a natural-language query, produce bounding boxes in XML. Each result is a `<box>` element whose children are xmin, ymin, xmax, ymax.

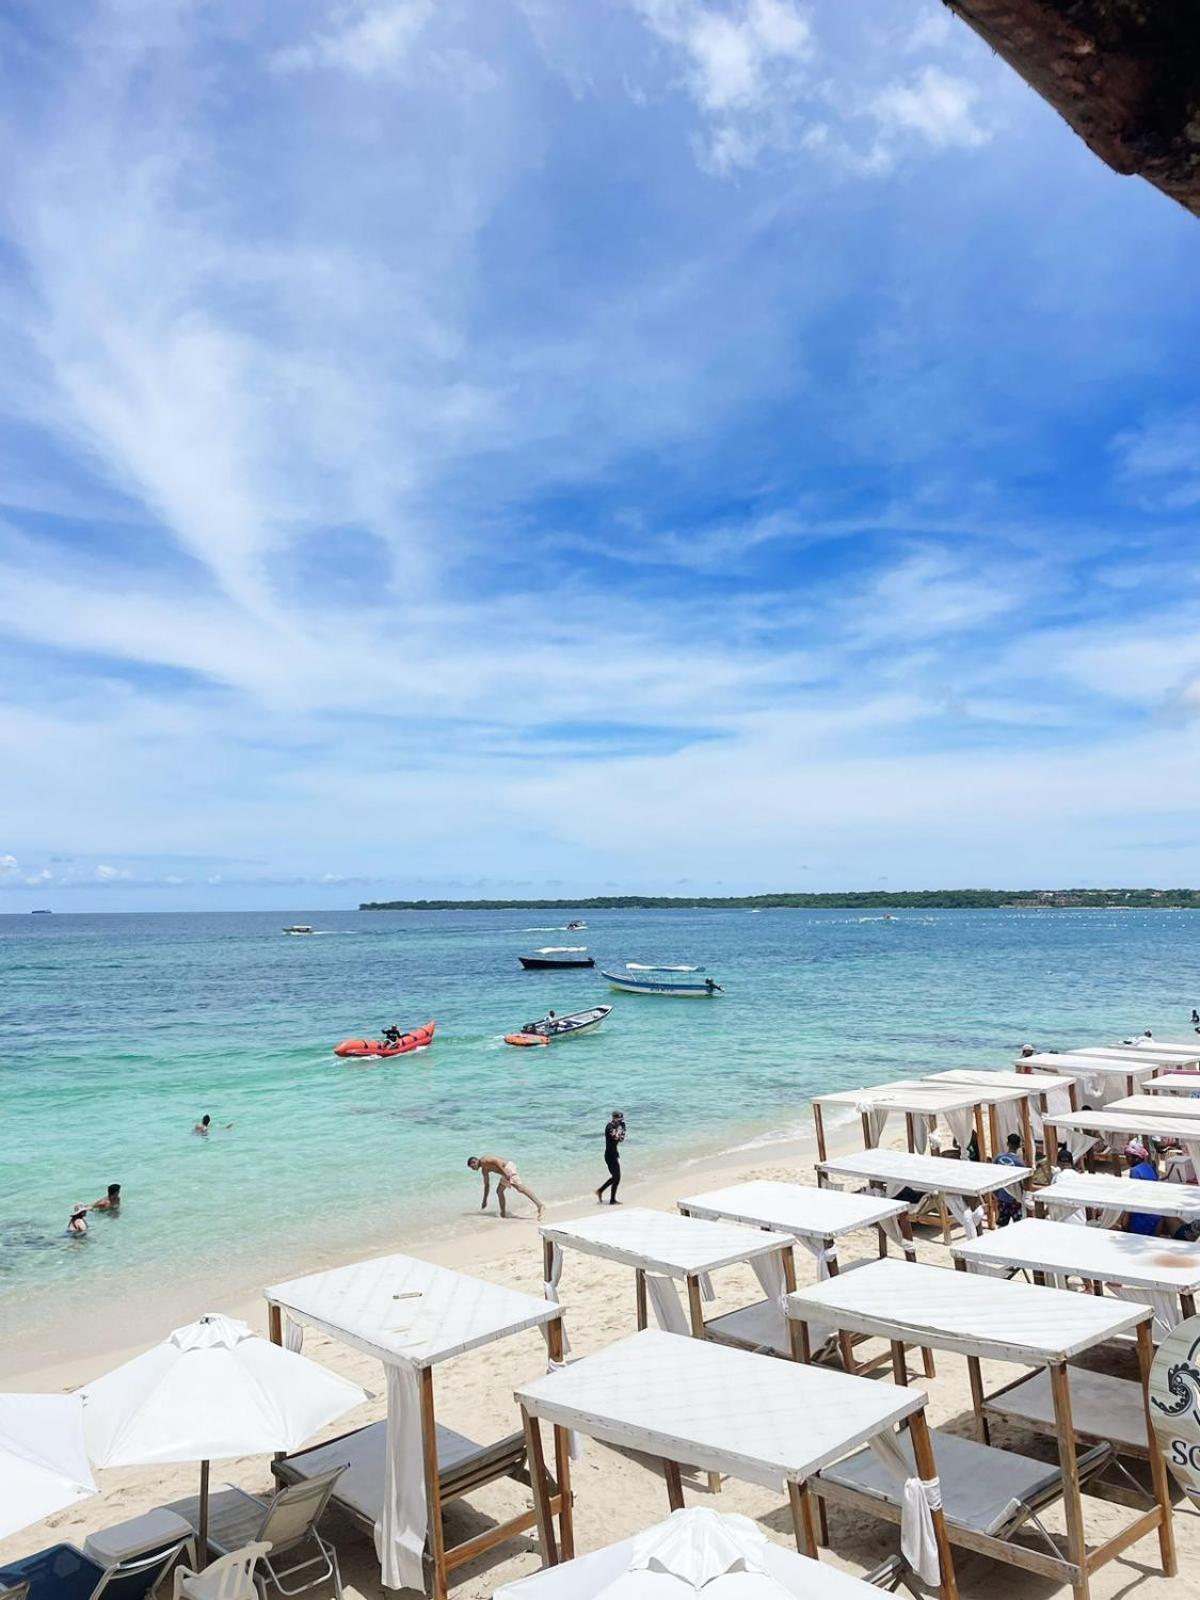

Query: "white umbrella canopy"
<box><xmin>81</xmin><ymin>1313</ymin><xmax>366</xmax><ymax>1554</ymax></box>
<box><xmin>496</xmin><ymin>1509</ymin><xmax>856</xmax><ymax>1599</ymax></box>
<box><xmin>0</xmin><ymin>1392</ymin><xmax>97</xmax><ymax>1539</ymax></box>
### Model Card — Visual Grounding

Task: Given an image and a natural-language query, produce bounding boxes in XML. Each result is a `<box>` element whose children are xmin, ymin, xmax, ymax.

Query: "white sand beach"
<box><xmin>3</xmin><ymin>1120</ymin><xmax>1199</xmax><ymax>1600</ymax></box>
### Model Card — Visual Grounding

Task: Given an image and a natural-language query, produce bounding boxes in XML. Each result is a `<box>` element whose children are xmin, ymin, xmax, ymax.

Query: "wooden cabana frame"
<box><xmin>787</xmin><ymin>1258</ymin><xmax>1176</xmax><ymax>1600</ymax></box>
<box><xmin>811</xmin><ymin>1081</ymin><xmax>994</xmax><ymax>1167</ymax></box>
<box><xmin>675</xmin><ymin>1179</ymin><xmax>931</xmax><ymax>1377</ymax></box>
<box><xmin>514</xmin><ymin>1327</ymin><xmax>955</xmax><ymax>1598</ymax></box>
<box><xmin>1021</xmin><ymin>1053</ymin><xmax>1160</xmax><ymax>1104</ymax></box>
<box><xmin>1145</xmin><ymin>1071</ymin><xmax>1200</xmax><ymax>1095</ymax></box>
<box><xmin>1034</xmin><ymin>1169</ymin><xmax>1200</xmax><ymax>1227</ymax></box>
<box><xmin>816</xmin><ymin>1146</ymin><xmax>1032</xmax><ymax>1246</ymax></box>
<box><xmin>1042</xmin><ymin>1106</ymin><xmax>1200</xmax><ymax>1177</ymax></box>
<box><xmin>265</xmin><ymin>1253</ymin><xmax>572</xmax><ymax>1600</ymax></box>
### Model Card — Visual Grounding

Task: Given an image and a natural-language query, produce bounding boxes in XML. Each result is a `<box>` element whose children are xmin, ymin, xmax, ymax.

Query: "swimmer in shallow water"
<box><xmin>67</xmin><ymin>1204</ymin><xmax>88</xmax><ymax>1236</ymax></box>
<box><xmin>91</xmin><ymin>1183</ymin><xmax>121</xmax><ymax>1211</ymax></box>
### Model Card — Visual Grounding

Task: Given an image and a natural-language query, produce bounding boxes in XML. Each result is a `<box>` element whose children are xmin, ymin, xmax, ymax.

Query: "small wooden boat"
<box><xmin>283</xmin><ymin>924</ymin><xmax>315</xmax><ymax>935</ymax></box>
<box><xmin>602</xmin><ymin>970</ymin><xmax>721</xmax><ymax>996</ymax></box>
<box><xmin>519</xmin><ymin>946</ymin><xmax>595</xmax><ymax>970</ymax></box>
<box><xmin>334</xmin><ymin>1021</ymin><xmax>436</xmax><ymax>1057</ymax></box>
<box><xmin>504</xmin><ymin>1004</ymin><xmax>612</xmax><ymax>1046</ymax></box>
<box><xmin>566</xmin><ymin>919</ymin><xmax>587</xmax><ymax>929</ymax></box>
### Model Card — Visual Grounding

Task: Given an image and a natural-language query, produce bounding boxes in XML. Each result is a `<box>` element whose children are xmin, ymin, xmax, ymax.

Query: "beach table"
<box><xmin>1042</xmin><ymin>1107</ymin><xmax>1200</xmax><ymax>1178</ymax></box>
<box><xmin>1145</xmin><ymin>1070</ymin><xmax>1200</xmax><ymax>1094</ymax></box>
<box><xmin>1018</xmin><ymin>1052</ymin><xmax>1160</xmax><ymax>1106</ymax></box>
<box><xmin>787</xmin><ymin>1258</ymin><xmax>1176</xmax><ymax>1600</ymax></box>
<box><xmin>816</xmin><ymin>1146</ymin><xmax>1031</xmax><ymax>1245</ymax></box>
<box><xmin>953</xmin><ymin>1215</ymin><xmax>1200</xmax><ymax>1330</ymax></box>
<box><xmin>265</xmin><ymin>1253</ymin><xmax>567</xmax><ymax>1600</ymax></box>
<box><xmin>1033</xmin><ymin>1169</ymin><xmax>1200</xmax><ymax>1230</ymax></box>
<box><xmin>675</xmin><ymin>1180</ymin><xmax>925</xmax><ymax>1373</ymax></box>
<box><xmin>513</xmin><ymin>1327</ymin><xmax>954</xmax><ymax>1596</ymax></box>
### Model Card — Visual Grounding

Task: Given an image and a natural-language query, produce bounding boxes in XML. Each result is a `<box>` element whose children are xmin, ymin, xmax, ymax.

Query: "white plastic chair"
<box><xmin>173</xmin><ymin>1544</ymin><xmax>271</xmax><ymax>1600</ymax></box>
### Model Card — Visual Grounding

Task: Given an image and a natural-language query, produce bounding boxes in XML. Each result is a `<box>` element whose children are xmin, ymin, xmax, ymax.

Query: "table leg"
<box><xmin>1137</xmin><ymin>1318</ymin><xmax>1178</xmax><ymax>1577</ymax></box>
<box><xmin>664</xmin><ymin>1459</ymin><xmax>685</xmax><ymax>1511</ymax></box>
<box><xmin>1049</xmin><ymin>1362</ymin><xmax>1087</xmax><ymax>1600</ymax></box>
<box><xmin>521</xmin><ymin>1406</ymin><xmax>559</xmax><ymax>1568</ymax></box>
<box><xmin>908</xmin><ymin>1410</ymin><xmax>956</xmax><ymax>1600</ymax></box>
<box><xmin>422</xmin><ymin>1368</ymin><xmax>449</xmax><ymax>1599</ymax></box>
<box><xmin>788</xmin><ymin>1480</ymin><xmax>818</xmax><ymax>1558</ymax></box>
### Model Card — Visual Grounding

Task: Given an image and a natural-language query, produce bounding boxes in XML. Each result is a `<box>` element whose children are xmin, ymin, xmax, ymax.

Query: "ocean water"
<box><xmin>2</xmin><ymin>905</ymin><xmax>1198</xmax><ymax>1347</ymax></box>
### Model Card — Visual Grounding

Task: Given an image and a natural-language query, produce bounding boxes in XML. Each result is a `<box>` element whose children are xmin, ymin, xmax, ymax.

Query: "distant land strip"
<box><xmin>360</xmin><ymin>889</ymin><xmax>1200</xmax><ymax>911</ymax></box>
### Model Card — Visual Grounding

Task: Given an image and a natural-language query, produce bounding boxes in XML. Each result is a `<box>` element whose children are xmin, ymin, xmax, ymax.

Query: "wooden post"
<box><xmin>890</xmin><ymin>1339</ymin><xmax>908</xmax><ymax>1388</ymax></box>
<box><xmin>267</xmin><ymin>1303</ymin><xmax>282</xmax><ymax>1346</ymax></box>
<box><xmin>198</xmin><ymin>1459</ymin><xmax>210</xmax><ymax>1567</ymax></box>
<box><xmin>814</xmin><ymin>1101</ymin><xmax>828</xmax><ymax>1164</ymax></box>
<box><xmin>987</xmin><ymin>1103</ymin><xmax>1000</xmax><ymax>1162</ymax></box>
<box><xmin>1136</xmin><ymin>1317</ymin><xmax>1178</xmax><ymax>1576</ymax></box>
<box><xmin>1182</xmin><ymin>1292</ymin><xmax>1196</xmax><ymax>1321</ymax></box>
<box><xmin>907</xmin><ymin>1409</ymin><xmax>957</xmax><ymax>1600</ymax></box>
<box><xmin>905</xmin><ymin>1113</ymin><xmax>916</xmax><ymax>1154</ymax></box>
<box><xmin>965</xmin><ymin>1356</ymin><xmax>990</xmax><ymax>1444</ymax></box>
<box><xmin>1019</xmin><ymin>1098</ymin><xmax>1034</xmax><ymax>1168</ymax></box>
<box><xmin>820</xmin><ymin>1236</ymin><xmax>854</xmax><ymax>1370</ymax></box>
<box><xmin>974</xmin><ymin>1106</ymin><xmax>996</xmax><ymax>1228</ymax></box>
<box><xmin>663</xmin><ymin>1458</ymin><xmax>685</xmax><ymax>1511</ymax></box>
<box><xmin>788</xmin><ymin>1480</ymin><xmax>818</xmax><ymax>1558</ymax></box>
<box><xmin>521</xmin><ymin>1406</ymin><xmax>558</xmax><ymax>1569</ymax></box>
<box><xmin>862</xmin><ymin>1110</ymin><xmax>876</xmax><ymax>1151</ymax></box>
<box><xmin>546</xmin><ymin>1315</ymin><xmax>574</xmax><ymax>1561</ymax></box>
<box><xmin>421</xmin><ymin>1366</ymin><xmax>450</xmax><ymax>1599</ymax></box>
<box><xmin>635</xmin><ymin>1268</ymin><xmax>648</xmax><ymax>1331</ymax></box>
<box><xmin>1048</xmin><ymin>1362</ymin><xmax>1088</xmax><ymax>1600</ymax></box>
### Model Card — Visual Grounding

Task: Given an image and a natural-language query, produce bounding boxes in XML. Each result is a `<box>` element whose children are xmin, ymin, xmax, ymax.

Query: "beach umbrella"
<box><xmin>81</xmin><ymin>1313</ymin><xmax>365</xmax><ymax>1557</ymax></box>
<box><xmin>0</xmin><ymin>1392</ymin><xmax>97</xmax><ymax>1539</ymax></box>
<box><xmin>495</xmin><ymin>1509</ymin><xmax>822</xmax><ymax>1598</ymax></box>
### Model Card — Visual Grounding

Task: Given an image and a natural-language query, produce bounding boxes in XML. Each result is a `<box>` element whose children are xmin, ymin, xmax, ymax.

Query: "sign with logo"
<box><xmin>1149</xmin><ymin>1314</ymin><xmax>1200</xmax><ymax>1500</ymax></box>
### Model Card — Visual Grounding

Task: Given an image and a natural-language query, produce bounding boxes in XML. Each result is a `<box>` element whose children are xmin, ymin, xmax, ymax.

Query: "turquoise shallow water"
<box><xmin>2</xmin><ymin>905</ymin><xmax>1198</xmax><ymax>1346</ymax></box>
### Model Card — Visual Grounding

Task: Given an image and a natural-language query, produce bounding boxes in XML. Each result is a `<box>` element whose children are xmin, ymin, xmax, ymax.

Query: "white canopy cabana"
<box><xmin>952</xmin><ymin>1215</ymin><xmax>1200</xmax><ymax>1328</ymax></box>
<box><xmin>1033</xmin><ymin>1169</ymin><xmax>1200</xmax><ymax>1228</ymax></box>
<box><xmin>1131</xmin><ymin>1036</ymin><xmax>1200</xmax><ymax>1054</ymax></box>
<box><xmin>1099</xmin><ymin>1042</ymin><xmax>1200</xmax><ymax>1066</ymax></box>
<box><xmin>675</xmin><ymin>1182</ymin><xmax>920</xmax><ymax>1372</ymax></box>
<box><xmin>265</xmin><ymin>1253</ymin><xmax>567</xmax><ymax>1599</ymax></box>
<box><xmin>1105</xmin><ymin>1093</ymin><xmax>1200</xmax><ymax>1121</ymax></box>
<box><xmin>493</xmin><ymin>1507</ymin><xmax>898</xmax><ymax>1600</ymax></box>
<box><xmin>923</xmin><ymin>1068</ymin><xmax>1072</xmax><ymax>1149</ymax></box>
<box><xmin>1018</xmin><ymin>1053</ymin><xmax>1159</xmax><ymax>1106</ymax></box>
<box><xmin>786</xmin><ymin>1258</ymin><xmax>1176</xmax><ymax>1599</ymax></box>
<box><xmin>816</xmin><ymin>1147</ymin><xmax>1031</xmax><ymax>1244</ymax></box>
<box><xmin>0</xmin><ymin>1393</ymin><xmax>96</xmax><ymax>1540</ymax></box>
<box><xmin>1041</xmin><ymin>1107</ymin><xmax>1200</xmax><ymax>1177</ymax></box>
<box><xmin>1145</xmin><ymin>1072</ymin><xmax>1200</xmax><ymax>1095</ymax></box>
<box><xmin>811</xmin><ymin>1081</ymin><xmax>992</xmax><ymax>1165</ymax></box>
<box><xmin>514</xmin><ymin>1328</ymin><xmax>950</xmax><ymax>1595</ymax></box>
<box><xmin>539</xmin><ymin>1207</ymin><xmax>795</xmax><ymax>1347</ymax></box>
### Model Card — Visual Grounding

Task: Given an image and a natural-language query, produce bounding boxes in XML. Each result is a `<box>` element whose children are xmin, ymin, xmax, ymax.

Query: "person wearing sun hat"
<box><xmin>67</xmin><ymin>1203</ymin><xmax>88</xmax><ymax>1236</ymax></box>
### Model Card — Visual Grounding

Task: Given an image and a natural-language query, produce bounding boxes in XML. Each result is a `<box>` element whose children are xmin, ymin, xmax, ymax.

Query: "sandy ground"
<box><xmin>3</xmin><ymin>1121</ymin><xmax>1199</xmax><ymax>1600</ymax></box>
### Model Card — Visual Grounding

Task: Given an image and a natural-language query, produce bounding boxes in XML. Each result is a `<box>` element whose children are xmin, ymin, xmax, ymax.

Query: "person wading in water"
<box><xmin>596</xmin><ymin>1109</ymin><xmax>626</xmax><ymax>1205</ymax></box>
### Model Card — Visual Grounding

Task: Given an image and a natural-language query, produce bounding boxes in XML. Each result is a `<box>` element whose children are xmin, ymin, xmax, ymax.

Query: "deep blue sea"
<box><xmin>2</xmin><ymin>905</ymin><xmax>1197</xmax><ymax>1350</ymax></box>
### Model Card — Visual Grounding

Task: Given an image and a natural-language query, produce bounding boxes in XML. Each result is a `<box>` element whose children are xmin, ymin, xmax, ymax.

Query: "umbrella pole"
<box><xmin>198</xmin><ymin>1459</ymin><xmax>210</xmax><ymax>1567</ymax></box>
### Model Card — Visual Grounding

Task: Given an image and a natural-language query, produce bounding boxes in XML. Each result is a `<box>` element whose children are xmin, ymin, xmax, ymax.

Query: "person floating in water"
<box><xmin>67</xmin><ymin>1204</ymin><xmax>88</xmax><ymax>1236</ymax></box>
<box><xmin>194</xmin><ymin>1115</ymin><xmax>211</xmax><ymax>1136</ymax></box>
<box><xmin>467</xmin><ymin>1154</ymin><xmax>544</xmax><ymax>1219</ymax></box>
<box><xmin>596</xmin><ymin>1109</ymin><xmax>626</xmax><ymax>1205</ymax></box>
<box><xmin>91</xmin><ymin>1183</ymin><xmax>121</xmax><ymax>1212</ymax></box>
<box><xmin>1191</xmin><ymin>1009</ymin><xmax>1199</xmax><ymax>1026</ymax></box>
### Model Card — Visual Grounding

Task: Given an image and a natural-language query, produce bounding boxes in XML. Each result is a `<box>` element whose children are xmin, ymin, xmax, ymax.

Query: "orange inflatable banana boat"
<box><xmin>334</xmin><ymin>1021</ymin><xmax>436</xmax><ymax>1058</ymax></box>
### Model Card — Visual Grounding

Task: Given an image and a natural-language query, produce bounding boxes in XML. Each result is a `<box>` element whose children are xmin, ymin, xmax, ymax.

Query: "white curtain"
<box><xmin>944</xmin><ymin>1193</ymin><xmax>984</xmax><ymax>1239</ymax></box>
<box><xmin>855</xmin><ymin>1104</ymin><xmax>887</xmax><ymax>1146</ymax></box>
<box><xmin>542</xmin><ymin>1241</ymin><xmax>571</xmax><ymax>1355</ymax></box>
<box><xmin>944</xmin><ymin>1109</ymin><xmax>974</xmax><ymax>1161</ymax></box>
<box><xmin>1106</xmin><ymin>1282</ymin><xmax>1183</xmax><ymax>1337</ymax></box>
<box><xmin>1087</xmin><ymin>1207</ymin><xmax>1124</xmax><ymax>1229</ymax></box>
<box><xmin>995</xmin><ymin>1100</ymin><xmax>1023</xmax><ymax>1144</ymax></box>
<box><xmin>375</xmin><ymin>1360</ymin><xmax>426</xmax><ymax>1592</ymax></box>
<box><xmin>866</xmin><ymin>1431</ymin><xmax>941</xmax><ymax>1586</ymax></box>
<box><xmin>879</xmin><ymin>1212</ymin><xmax>918</xmax><ymax>1259</ymax></box>
<box><xmin>794</xmin><ymin>1237</ymin><xmax>838</xmax><ymax>1281</ymax></box>
<box><xmin>645</xmin><ymin>1276</ymin><xmax>690</xmax><ymax>1334</ymax></box>
<box><xmin>284</xmin><ymin>1316</ymin><xmax>304</xmax><ymax>1353</ymax></box>
<box><xmin>912</xmin><ymin>1117</ymin><xmax>929</xmax><ymax>1155</ymax></box>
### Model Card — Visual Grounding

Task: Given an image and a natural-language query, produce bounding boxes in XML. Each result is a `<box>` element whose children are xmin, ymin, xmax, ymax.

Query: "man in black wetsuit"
<box><xmin>596</xmin><ymin>1109</ymin><xmax>625</xmax><ymax>1205</ymax></box>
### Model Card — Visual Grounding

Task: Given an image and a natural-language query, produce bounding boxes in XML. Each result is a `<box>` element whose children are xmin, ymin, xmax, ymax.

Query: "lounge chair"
<box><xmin>0</xmin><ymin>1540</ymin><xmax>189</xmax><ymax>1600</ymax></box>
<box><xmin>814</xmin><ymin>1429</ymin><xmax>1111</xmax><ymax>1571</ymax></box>
<box><xmin>271</xmin><ymin>1417</ymin><xmax>530</xmax><ymax>1536</ymax></box>
<box><xmin>167</xmin><ymin>1469</ymin><xmax>344</xmax><ymax>1600</ymax></box>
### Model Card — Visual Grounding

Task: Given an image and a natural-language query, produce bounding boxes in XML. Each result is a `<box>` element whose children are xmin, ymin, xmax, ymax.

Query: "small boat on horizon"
<box><xmin>603</xmin><ymin>969</ymin><xmax>722</xmax><ymax>996</ymax></box>
<box><xmin>566</xmin><ymin>919</ymin><xmax>587</xmax><ymax>929</ymax></box>
<box><xmin>504</xmin><ymin>1004</ymin><xmax>612</xmax><ymax>1046</ymax></box>
<box><xmin>283</xmin><ymin>924</ymin><xmax>315</xmax><ymax>935</ymax></box>
<box><xmin>625</xmin><ymin>962</ymin><xmax>703</xmax><ymax>972</ymax></box>
<box><xmin>519</xmin><ymin>946</ymin><xmax>596</xmax><ymax>970</ymax></box>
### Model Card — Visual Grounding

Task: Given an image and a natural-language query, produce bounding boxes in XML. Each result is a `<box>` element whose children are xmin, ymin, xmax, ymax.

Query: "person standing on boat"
<box><xmin>596</xmin><ymin>1110</ymin><xmax>625</xmax><ymax>1205</ymax></box>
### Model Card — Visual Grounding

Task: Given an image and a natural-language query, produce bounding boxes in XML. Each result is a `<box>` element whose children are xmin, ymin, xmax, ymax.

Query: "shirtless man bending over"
<box><xmin>467</xmin><ymin>1154</ymin><xmax>544</xmax><ymax>1219</ymax></box>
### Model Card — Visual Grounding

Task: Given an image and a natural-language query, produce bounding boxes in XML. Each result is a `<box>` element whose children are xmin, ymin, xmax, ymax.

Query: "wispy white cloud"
<box><xmin>870</xmin><ymin>65</ymin><xmax>990</xmax><ymax>155</ymax></box>
<box><xmin>1111</xmin><ymin>409</ymin><xmax>1200</xmax><ymax>511</ymax></box>
<box><xmin>272</xmin><ymin>0</ymin><xmax>436</xmax><ymax>79</ymax></box>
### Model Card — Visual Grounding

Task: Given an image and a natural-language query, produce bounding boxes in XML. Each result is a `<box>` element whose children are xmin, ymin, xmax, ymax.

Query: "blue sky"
<box><xmin>2</xmin><ymin>0</ymin><xmax>1199</xmax><ymax>910</ymax></box>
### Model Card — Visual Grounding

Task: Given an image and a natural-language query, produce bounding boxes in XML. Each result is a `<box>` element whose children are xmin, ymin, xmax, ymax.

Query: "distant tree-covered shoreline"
<box><xmin>359</xmin><ymin>888</ymin><xmax>1200</xmax><ymax>911</ymax></box>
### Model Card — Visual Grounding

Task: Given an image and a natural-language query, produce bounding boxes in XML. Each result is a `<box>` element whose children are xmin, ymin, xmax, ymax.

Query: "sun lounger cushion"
<box><xmin>273</xmin><ymin>1418</ymin><xmax>520</xmax><ymax>1524</ymax></box>
<box><xmin>166</xmin><ymin>1488</ymin><xmax>269</xmax><ymax>1553</ymax></box>
<box><xmin>817</xmin><ymin>1430</ymin><xmax>1065</xmax><ymax>1535</ymax></box>
<box><xmin>984</xmin><ymin>1368</ymin><xmax>1149</xmax><ymax>1454</ymax></box>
